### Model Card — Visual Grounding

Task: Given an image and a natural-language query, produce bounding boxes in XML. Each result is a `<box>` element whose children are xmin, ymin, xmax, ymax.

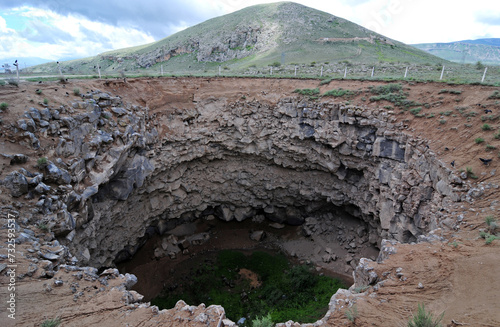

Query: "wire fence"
<box><xmin>1</xmin><ymin>62</ymin><xmax>499</xmax><ymax>86</ymax></box>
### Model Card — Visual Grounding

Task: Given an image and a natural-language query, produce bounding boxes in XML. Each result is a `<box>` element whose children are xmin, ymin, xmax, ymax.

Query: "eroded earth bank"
<box><xmin>1</xmin><ymin>77</ymin><xmax>499</xmax><ymax>326</ymax></box>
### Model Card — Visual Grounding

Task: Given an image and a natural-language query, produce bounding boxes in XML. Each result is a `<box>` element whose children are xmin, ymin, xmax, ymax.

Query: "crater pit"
<box><xmin>51</xmin><ymin>79</ymin><xmax>462</xmax><ymax>291</ymax></box>
<box><xmin>1</xmin><ymin>77</ymin><xmax>468</xmax><ymax>325</ymax></box>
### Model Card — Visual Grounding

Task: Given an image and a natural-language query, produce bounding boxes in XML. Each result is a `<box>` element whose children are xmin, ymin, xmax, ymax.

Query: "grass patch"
<box><xmin>486</xmin><ymin>144</ymin><xmax>497</xmax><ymax>151</ymax></box>
<box><xmin>495</xmin><ymin>130</ymin><xmax>500</xmax><ymax>139</ymax></box>
<box><xmin>151</xmin><ymin>250</ymin><xmax>345</xmax><ymax>325</ymax></box>
<box><xmin>293</xmin><ymin>88</ymin><xmax>320</xmax><ymax>96</ymax></box>
<box><xmin>475</xmin><ymin>137</ymin><xmax>485</xmax><ymax>144</ymax></box>
<box><xmin>407</xmin><ymin>303</ymin><xmax>443</xmax><ymax>327</ymax></box>
<box><xmin>440</xmin><ymin>110</ymin><xmax>452</xmax><ymax>116</ymax></box>
<box><xmin>0</xmin><ymin>102</ymin><xmax>8</xmax><ymax>111</ymax></box>
<box><xmin>73</xmin><ymin>88</ymin><xmax>80</xmax><ymax>96</ymax></box>
<box><xmin>368</xmin><ymin>83</ymin><xmax>417</xmax><ymax>108</ymax></box>
<box><xmin>438</xmin><ymin>89</ymin><xmax>462</xmax><ymax>94</ymax></box>
<box><xmin>409</xmin><ymin>107</ymin><xmax>422</xmax><ymax>115</ymax></box>
<box><xmin>322</xmin><ymin>88</ymin><xmax>355</xmax><ymax>98</ymax></box>
<box><xmin>466</xmin><ymin>167</ymin><xmax>478</xmax><ymax>179</ymax></box>
<box><xmin>488</xmin><ymin>90</ymin><xmax>500</xmax><ymax>99</ymax></box>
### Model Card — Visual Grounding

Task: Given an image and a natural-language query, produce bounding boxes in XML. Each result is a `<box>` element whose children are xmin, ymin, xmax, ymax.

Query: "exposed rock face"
<box><xmin>37</xmin><ymin>89</ymin><xmax>463</xmax><ymax>268</ymax></box>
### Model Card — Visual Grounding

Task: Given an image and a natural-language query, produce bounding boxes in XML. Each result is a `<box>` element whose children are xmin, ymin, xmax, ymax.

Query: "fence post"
<box><xmin>440</xmin><ymin>65</ymin><xmax>445</xmax><ymax>80</ymax></box>
<box><xmin>344</xmin><ymin>67</ymin><xmax>347</xmax><ymax>78</ymax></box>
<box><xmin>481</xmin><ymin>67</ymin><xmax>488</xmax><ymax>83</ymax></box>
<box><xmin>371</xmin><ymin>67</ymin><xmax>374</xmax><ymax>78</ymax></box>
<box><xmin>218</xmin><ymin>65</ymin><xmax>221</xmax><ymax>76</ymax></box>
<box><xmin>14</xmin><ymin>60</ymin><xmax>19</xmax><ymax>83</ymax></box>
<box><xmin>404</xmin><ymin>67</ymin><xmax>408</xmax><ymax>79</ymax></box>
<box><xmin>161</xmin><ymin>65</ymin><xmax>163</xmax><ymax>76</ymax></box>
<box><xmin>270</xmin><ymin>66</ymin><xmax>273</xmax><ymax>75</ymax></box>
<box><xmin>294</xmin><ymin>66</ymin><xmax>297</xmax><ymax>77</ymax></box>
<box><xmin>97</xmin><ymin>64</ymin><xmax>101</xmax><ymax>79</ymax></box>
<box><xmin>320</xmin><ymin>66</ymin><xmax>323</xmax><ymax>77</ymax></box>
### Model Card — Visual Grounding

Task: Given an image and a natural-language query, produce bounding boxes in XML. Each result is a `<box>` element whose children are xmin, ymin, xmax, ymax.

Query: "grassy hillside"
<box><xmin>27</xmin><ymin>1</ymin><xmax>446</xmax><ymax>76</ymax></box>
<box><xmin>413</xmin><ymin>41</ymin><xmax>500</xmax><ymax>65</ymax></box>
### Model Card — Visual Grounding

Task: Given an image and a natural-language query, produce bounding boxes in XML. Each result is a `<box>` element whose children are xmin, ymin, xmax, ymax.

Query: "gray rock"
<box><xmin>250</xmin><ymin>230</ymin><xmax>265</xmax><ymax>241</ymax></box>
<box><xmin>41</xmin><ymin>252</ymin><xmax>60</xmax><ymax>261</ymax></box>
<box><xmin>122</xmin><ymin>273</ymin><xmax>137</xmax><ymax>289</ymax></box>
<box><xmin>111</xmin><ymin>107</ymin><xmax>128</xmax><ymax>116</ymax></box>
<box><xmin>23</xmin><ymin>132</ymin><xmax>40</xmax><ymax>149</ymax></box>
<box><xmin>10</xmin><ymin>154</ymin><xmax>28</xmax><ymax>165</ymax></box>
<box><xmin>28</xmin><ymin>107</ymin><xmax>42</xmax><ymax>122</ymax></box>
<box><xmin>40</xmin><ymin>108</ymin><xmax>52</xmax><ymax>120</ymax></box>
<box><xmin>45</xmin><ymin>163</ymin><xmax>71</xmax><ymax>184</ymax></box>
<box><xmin>34</xmin><ymin>182</ymin><xmax>51</xmax><ymax>194</ymax></box>
<box><xmin>4</xmin><ymin>171</ymin><xmax>29</xmax><ymax>197</ymax></box>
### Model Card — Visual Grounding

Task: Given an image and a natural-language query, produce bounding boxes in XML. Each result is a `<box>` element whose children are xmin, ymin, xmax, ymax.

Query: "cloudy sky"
<box><xmin>0</xmin><ymin>0</ymin><xmax>499</xmax><ymax>65</ymax></box>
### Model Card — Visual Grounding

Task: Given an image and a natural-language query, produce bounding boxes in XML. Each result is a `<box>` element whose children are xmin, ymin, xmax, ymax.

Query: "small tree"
<box><xmin>475</xmin><ymin>61</ymin><xmax>485</xmax><ymax>70</ymax></box>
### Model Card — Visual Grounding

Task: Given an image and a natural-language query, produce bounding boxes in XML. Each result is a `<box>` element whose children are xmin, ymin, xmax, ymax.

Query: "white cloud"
<box><xmin>0</xmin><ymin>7</ymin><xmax>155</xmax><ymax>61</ymax></box>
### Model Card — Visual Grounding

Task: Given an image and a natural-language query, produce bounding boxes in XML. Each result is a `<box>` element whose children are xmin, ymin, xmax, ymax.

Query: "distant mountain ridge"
<box><xmin>455</xmin><ymin>38</ymin><xmax>500</xmax><ymax>47</ymax></box>
<box><xmin>29</xmin><ymin>1</ymin><xmax>444</xmax><ymax>75</ymax></box>
<box><xmin>412</xmin><ymin>38</ymin><xmax>500</xmax><ymax>65</ymax></box>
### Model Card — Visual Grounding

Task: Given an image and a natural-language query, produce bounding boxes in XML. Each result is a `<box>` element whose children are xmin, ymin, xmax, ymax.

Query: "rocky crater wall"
<box><xmin>13</xmin><ymin>86</ymin><xmax>463</xmax><ymax>268</ymax></box>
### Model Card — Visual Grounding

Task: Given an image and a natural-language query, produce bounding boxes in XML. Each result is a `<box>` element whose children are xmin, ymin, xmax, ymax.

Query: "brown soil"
<box><xmin>1</xmin><ymin>77</ymin><xmax>500</xmax><ymax>326</ymax></box>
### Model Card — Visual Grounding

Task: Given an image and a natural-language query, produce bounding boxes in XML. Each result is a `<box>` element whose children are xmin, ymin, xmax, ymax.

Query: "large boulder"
<box><xmin>3</xmin><ymin>171</ymin><xmax>29</xmax><ymax>197</ymax></box>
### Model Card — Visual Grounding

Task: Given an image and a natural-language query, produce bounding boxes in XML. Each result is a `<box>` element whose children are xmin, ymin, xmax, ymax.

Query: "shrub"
<box><xmin>485</xmin><ymin>234</ymin><xmax>498</xmax><ymax>244</ymax></box>
<box><xmin>73</xmin><ymin>88</ymin><xmax>80</xmax><ymax>96</ymax></box>
<box><xmin>482</xmin><ymin>123</ymin><xmax>492</xmax><ymax>131</ymax></box>
<box><xmin>41</xmin><ymin>318</ymin><xmax>60</xmax><ymax>327</ymax></box>
<box><xmin>43</xmin><ymin>98</ymin><xmax>49</xmax><ymax>105</ymax></box>
<box><xmin>37</xmin><ymin>157</ymin><xmax>48</xmax><ymax>168</ymax></box>
<box><xmin>36</xmin><ymin>89</ymin><xmax>42</xmax><ymax>94</ymax></box>
<box><xmin>439</xmin><ymin>119</ymin><xmax>446</xmax><ymax>125</ymax></box>
<box><xmin>345</xmin><ymin>304</ymin><xmax>359</xmax><ymax>323</ymax></box>
<box><xmin>0</xmin><ymin>102</ymin><xmax>8</xmax><ymax>111</ymax></box>
<box><xmin>270</xmin><ymin>61</ymin><xmax>281</xmax><ymax>67</ymax></box>
<box><xmin>475</xmin><ymin>137</ymin><xmax>484</xmax><ymax>144</ymax></box>
<box><xmin>475</xmin><ymin>61</ymin><xmax>485</xmax><ymax>70</ymax></box>
<box><xmin>7</xmin><ymin>78</ymin><xmax>18</xmax><ymax>86</ymax></box>
<box><xmin>407</xmin><ymin>303</ymin><xmax>443</xmax><ymax>327</ymax></box>
<box><xmin>495</xmin><ymin>130</ymin><xmax>500</xmax><ymax>139</ymax></box>
<box><xmin>37</xmin><ymin>222</ymin><xmax>49</xmax><ymax>232</ymax></box>
<box><xmin>252</xmin><ymin>313</ymin><xmax>273</xmax><ymax>327</ymax></box>
<box><xmin>485</xmin><ymin>216</ymin><xmax>498</xmax><ymax>233</ymax></box>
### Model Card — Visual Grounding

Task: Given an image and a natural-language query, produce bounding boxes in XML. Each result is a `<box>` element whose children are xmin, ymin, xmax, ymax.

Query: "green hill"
<box><xmin>412</xmin><ymin>40</ymin><xmax>500</xmax><ymax>65</ymax></box>
<box><xmin>28</xmin><ymin>2</ymin><xmax>446</xmax><ymax>76</ymax></box>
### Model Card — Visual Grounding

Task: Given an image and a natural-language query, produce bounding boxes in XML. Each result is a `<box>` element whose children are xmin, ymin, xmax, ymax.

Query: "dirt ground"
<box><xmin>0</xmin><ymin>77</ymin><xmax>500</xmax><ymax>326</ymax></box>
